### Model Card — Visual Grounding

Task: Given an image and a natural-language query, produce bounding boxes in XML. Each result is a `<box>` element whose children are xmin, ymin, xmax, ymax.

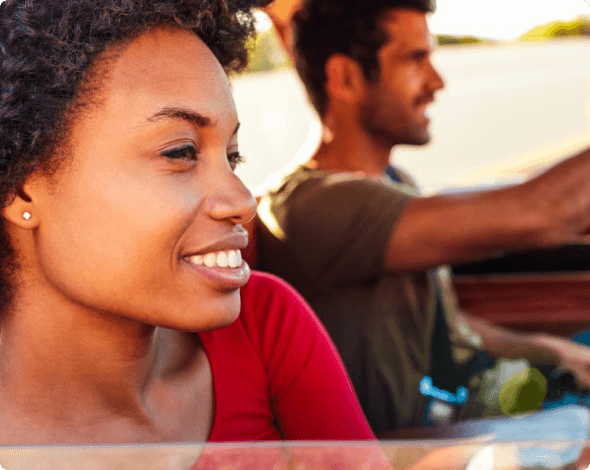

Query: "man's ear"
<box><xmin>324</xmin><ymin>54</ymin><xmax>367</xmax><ymax>105</ymax></box>
<box><xmin>3</xmin><ymin>181</ymin><xmax>40</xmax><ymax>229</ymax></box>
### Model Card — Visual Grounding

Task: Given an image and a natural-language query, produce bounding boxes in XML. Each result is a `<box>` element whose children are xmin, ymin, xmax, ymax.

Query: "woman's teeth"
<box><xmin>187</xmin><ymin>250</ymin><xmax>242</xmax><ymax>269</ymax></box>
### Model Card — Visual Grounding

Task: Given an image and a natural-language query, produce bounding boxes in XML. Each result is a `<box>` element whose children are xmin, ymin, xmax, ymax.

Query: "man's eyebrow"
<box><xmin>406</xmin><ymin>47</ymin><xmax>430</xmax><ymax>60</ymax></box>
<box><xmin>146</xmin><ymin>107</ymin><xmax>213</xmax><ymax>127</ymax></box>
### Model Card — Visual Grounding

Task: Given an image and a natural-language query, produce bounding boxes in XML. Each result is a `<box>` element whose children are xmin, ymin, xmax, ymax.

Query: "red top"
<box><xmin>199</xmin><ymin>271</ymin><xmax>375</xmax><ymax>442</ymax></box>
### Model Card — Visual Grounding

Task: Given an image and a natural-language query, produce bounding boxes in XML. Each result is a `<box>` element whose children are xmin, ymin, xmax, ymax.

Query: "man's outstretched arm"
<box><xmin>384</xmin><ymin>146</ymin><xmax>590</xmax><ymax>271</ymax></box>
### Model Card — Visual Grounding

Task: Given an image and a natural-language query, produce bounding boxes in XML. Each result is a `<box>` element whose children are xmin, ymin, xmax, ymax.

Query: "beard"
<box><xmin>359</xmin><ymin>92</ymin><xmax>433</xmax><ymax>148</ymax></box>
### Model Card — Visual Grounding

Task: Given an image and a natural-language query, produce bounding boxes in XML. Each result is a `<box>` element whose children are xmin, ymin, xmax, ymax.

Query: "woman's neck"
<box><xmin>0</xmin><ymin>268</ymin><xmax>212</xmax><ymax>444</ymax></box>
<box><xmin>1</xmin><ymin>310</ymin><xmax>153</xmax><ymax>413</ymax></box>
<box><xmin>0</xmin><ymin>290</ymin><xmax>200</xmax><ymax>439</ymax></box>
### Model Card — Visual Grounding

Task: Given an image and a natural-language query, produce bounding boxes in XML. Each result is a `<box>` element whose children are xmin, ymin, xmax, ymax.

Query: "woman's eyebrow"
<box><xmin>146</xmin><ymin>107</ymin><xmax>213</xmax><ymax>127</ymax></box>
<box><xmin>144</xmin><ymin>107</ymin><xmax>240</xmax><ymax>136</ymax></box>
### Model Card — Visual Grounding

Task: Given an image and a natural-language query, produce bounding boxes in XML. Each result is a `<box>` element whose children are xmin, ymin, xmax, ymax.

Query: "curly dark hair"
<box><xmin>0</xmin><ymin>0</ymin><xmax>271</xmax><ymax>309</ymax></box>
<box><xmin>293</xmin><ymin>0</ymin><xmax>435</xmax><ymax>117</ymax></box>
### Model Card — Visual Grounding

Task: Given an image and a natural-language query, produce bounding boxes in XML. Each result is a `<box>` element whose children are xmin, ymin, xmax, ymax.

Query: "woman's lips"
<box><xmin>183</xmin><ymin>249</ymin><xmax>250</xmax><ymax>289</ymax></box>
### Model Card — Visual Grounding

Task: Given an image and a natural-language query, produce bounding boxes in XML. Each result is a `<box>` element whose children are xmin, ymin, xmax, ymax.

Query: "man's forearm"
<box><xmin>384</xmin><ymin>146</ymin><xmax>590</xmax><ymax>272</ymax></box>
<box><xmin>461</xmin><ymin>314</ymin><xmax>559</xmax><ymax>367</ymax></box>
<box><xmin>384</xmin><ymin>182</ymin><xmax>549</xmax><ymax>271</ymax></box>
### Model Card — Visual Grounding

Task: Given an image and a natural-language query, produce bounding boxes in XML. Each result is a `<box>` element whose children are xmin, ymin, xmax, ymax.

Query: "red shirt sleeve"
<box><xmin>240</xmin><ymin>272</ymin><xmax>375</xmax><ymax>441</ymax></box>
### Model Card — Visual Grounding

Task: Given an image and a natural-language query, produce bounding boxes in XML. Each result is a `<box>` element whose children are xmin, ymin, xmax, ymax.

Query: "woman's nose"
<box><xmin>205</xmin><ymin>170</ymin><xmax>257</xmax><ymax>225</ymax></box>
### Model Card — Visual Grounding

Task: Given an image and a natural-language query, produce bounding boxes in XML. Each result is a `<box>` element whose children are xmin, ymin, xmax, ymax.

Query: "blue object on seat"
<box><xmin>541</xmin><ymin>328</ymin><xmax>590</xmax><ymax>411</ymax></box>
<box><xmin>571</xmin><ymin>329</ymin><xmax>590</xmax><ymax>346</ymax></box>
<box><xmin>543</xmin><ymin>392</ymin><xmax>586</xmax><ymax>410</ymax></box>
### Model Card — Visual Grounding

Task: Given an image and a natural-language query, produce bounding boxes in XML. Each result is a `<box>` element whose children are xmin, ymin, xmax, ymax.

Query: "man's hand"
<box><xmin>262</xmin><ymin>0</ymin><xmax>303</xmax><ymax>25</ymax></box>
<box><xmin>260</xmin><ymin>0</ymin><xmax>303</xmax><ymax>58</ymax></box>
<box><xmin>523</xmin><ymin>149</ymin><xmax>590</xmax><ymax>246</ymax></box>
<box><xmin>534</xmin><ymin>335</ymin><xmax>590</xmax><ymax>390</ymax></box>
<box><xmin>462</xmin><ymin>313</ymin><xmax>590</xmax><ymax>389</ymax></box>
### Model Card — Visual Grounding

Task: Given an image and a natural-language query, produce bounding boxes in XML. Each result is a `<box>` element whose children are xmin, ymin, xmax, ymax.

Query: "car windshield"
<box><xmin>0</xmin><ymin>438</ymin><xmax>588</xmax><ymax>469</ymax></box>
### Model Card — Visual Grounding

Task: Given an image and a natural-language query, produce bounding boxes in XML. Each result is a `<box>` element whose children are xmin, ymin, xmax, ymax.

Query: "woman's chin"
<box><xmin>166</xmin><ymin>294</ymin><xmax>242</xmax><ymax>333</ymax></box>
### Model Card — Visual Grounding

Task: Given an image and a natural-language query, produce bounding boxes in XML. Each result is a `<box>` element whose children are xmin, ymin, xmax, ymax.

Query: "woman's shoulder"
<box><xmin>241</xmin><ymin>270</ymin><xmax>301</xmax><ymax>300</ymax></box>
<box><xmin>237</xmin><ymin>271</ymin><xmax>326</xmax><ymax>358</ymax></box>
<box><xmin>240</xmin><ymin>271</ymin><xmax>316</xmax><ymax>324</ymax></box>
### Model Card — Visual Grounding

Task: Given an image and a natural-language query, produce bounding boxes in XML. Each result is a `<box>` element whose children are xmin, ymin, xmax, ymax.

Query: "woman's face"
<box><xmin>28</xmin><ymin>27</ymin><xmax>257</xmax><ymax>330</ymax></box>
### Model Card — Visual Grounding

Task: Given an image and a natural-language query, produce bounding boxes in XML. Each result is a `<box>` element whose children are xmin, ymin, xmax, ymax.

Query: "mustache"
<box><xmin>415</xmin><ymin>94</ymin><xmax>435</xmax><ymax>106</ymax></box>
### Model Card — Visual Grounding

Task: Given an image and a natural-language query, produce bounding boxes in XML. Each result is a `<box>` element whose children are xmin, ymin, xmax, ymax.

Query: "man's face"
<box><xmin>359</xmin><ymin>8</ymin><xmax>444</xmax><ymax>147</ymax></box>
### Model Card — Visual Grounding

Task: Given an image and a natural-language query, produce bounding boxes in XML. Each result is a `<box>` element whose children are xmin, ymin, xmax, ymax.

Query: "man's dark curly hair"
<box><xmin>293</xmin><ymin>0</ymin><xmax>435</xmax><ymax>117</ymax></box>
<box><xmin>0</xmin><ymin>0</ymin><xmax>271</xmax><ymax>309</ymax></box>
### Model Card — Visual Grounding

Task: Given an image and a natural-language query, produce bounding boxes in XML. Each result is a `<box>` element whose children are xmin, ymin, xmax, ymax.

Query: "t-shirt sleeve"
<box><xmin>285</xmin><ymin>176</ymin><xmax>414</xmax><ymax>287</ymax></box>
<box><xmin>240</xmin><ymin>272</ymin><xmax>375</xmax><ymax>441</ymax></box>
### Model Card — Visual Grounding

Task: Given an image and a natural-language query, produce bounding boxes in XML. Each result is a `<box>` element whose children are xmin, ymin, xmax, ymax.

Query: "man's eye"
<box><xmin>161</xmin><ymin>144</ymin><xmax>197</xmax><ymax>161</ymax></box>
<box><xmin>228</xmin><ymin>152</ymin><xmax>245</xmax><ymax>170</ymax></box>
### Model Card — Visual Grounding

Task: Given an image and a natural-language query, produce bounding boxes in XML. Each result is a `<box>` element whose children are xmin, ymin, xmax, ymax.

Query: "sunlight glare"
<box><xmin>428</xmin><ymin>0</ymin><xmax>590</xmax><ymax>40</ymax></box>
<box><xmin>254</xmin><ymin>10</ymin><xmax>274</xmax><ymax>32</ymax></box>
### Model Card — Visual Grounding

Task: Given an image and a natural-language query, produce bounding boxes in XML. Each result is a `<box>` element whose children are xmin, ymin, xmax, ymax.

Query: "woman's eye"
<box><xmin>228</xmin><ymin>151</ymin><xmax>245</xmax><ymax>170</ymax></box>
<box><xmin>161</xmin><ymin>144</ymin><xmax>198</xmax><ymax>161</ymax></box>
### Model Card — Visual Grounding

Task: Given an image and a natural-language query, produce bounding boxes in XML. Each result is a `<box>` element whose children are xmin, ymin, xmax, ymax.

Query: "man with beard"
<box><xmin>257</xmin><ymin>0</ymin><xmax>590</xmax><ymax>434</ymax></box>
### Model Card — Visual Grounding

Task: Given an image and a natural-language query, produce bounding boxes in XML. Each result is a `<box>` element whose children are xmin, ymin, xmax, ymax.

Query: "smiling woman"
<box><xmin>0</xmin><ymin>0</ymin><xmax>377</xmax><ymax>451</ymax></box>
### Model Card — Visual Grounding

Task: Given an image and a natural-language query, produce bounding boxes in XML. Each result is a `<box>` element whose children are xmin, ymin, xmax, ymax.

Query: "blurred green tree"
<box><xmin>520</xmin><ymin>17</ymin><xmax>590</xmax><ymax>41</ymax></box>
<box><xmin>245</xmin><ymin>28</ymin><xmax>291</xmax><ymax>74</ymax></box>
<box><xmin>436</xmin><ymin>35</ymin><xmax>483</xmax><ymax>45</ymax></box>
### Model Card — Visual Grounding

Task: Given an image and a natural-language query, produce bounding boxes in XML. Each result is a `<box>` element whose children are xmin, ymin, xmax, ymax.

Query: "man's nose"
<box><xmin>429</xmin><ymin>62</ymin><xmax>445</xmax><ymax>92</ymax></box>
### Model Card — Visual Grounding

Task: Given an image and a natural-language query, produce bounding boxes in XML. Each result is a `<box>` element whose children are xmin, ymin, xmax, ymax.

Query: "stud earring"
<box><xmin>22</xmin><ymin>212</ymin><xmax>31</xmax><ymax>221</ymax></box>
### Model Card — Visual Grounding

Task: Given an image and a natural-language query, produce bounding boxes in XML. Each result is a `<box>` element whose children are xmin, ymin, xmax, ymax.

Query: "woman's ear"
<box><xmin>324</xmin><ymin>54</ymin><xmax>368</xmax><ymax>106</ymax></box>
<box><xmin>3</xmin><ymin>182</ymin><xmax>40</xmax><ymax>229</ymax></box>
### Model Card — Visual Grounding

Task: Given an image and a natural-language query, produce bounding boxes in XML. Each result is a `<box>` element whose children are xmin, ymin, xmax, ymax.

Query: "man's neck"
<box><xmin>308</xmin><ymin>123</ymin><xmax>394</xmax><ymax>176</ymax></box>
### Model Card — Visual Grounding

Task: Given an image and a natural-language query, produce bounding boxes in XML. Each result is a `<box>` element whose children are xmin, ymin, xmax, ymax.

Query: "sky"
<box><xmin>252</xmin><ymin>0</ymin><xmax>590</xmax><ymax>41</ymax></box>
<box><xmin>428</xmin><ymin>0</ymin><xmax>590</xmax><ymax>40</ymax></box>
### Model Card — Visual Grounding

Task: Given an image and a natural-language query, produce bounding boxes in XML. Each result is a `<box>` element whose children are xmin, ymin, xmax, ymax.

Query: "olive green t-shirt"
<box><xmin>257</xmin><ymin>165</ymin><xmax>443</xmax><ymax>432</ymax></box>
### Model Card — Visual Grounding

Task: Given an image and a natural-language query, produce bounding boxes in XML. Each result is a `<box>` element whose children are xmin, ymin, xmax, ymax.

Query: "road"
<box><xmin>232</xmin><ymin>38</ymin><xmax>590</xmax><ymax>194</ymax></box>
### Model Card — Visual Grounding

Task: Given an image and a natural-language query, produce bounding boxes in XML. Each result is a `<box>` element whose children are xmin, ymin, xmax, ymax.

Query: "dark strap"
<box><xmin>385</xmin><ymin>166</ymin><xmax>459</xmax><ymax>390</ymax></box>
<box><xmin>429</xmin><ymin>287</ymin><xmax>461</xmax><ymax>391</ymax></box>
<box><xmin>385</xmin><ymin>165</ymin><xmax>403</xmax><ymax>184</ymax></box>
